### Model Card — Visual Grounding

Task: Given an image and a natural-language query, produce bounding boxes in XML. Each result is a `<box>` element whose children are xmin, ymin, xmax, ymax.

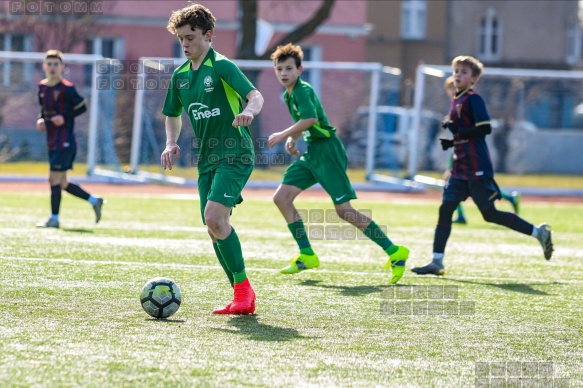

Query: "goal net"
<box><xmin>0</xmin><ymin>51</ymin><xmax>127</xmax><ymax>179</ymax></box>
<box><xmin>394</xmin><ymin>63</ymin><xmax>583</xmax><ymax>186</ymax></box>
<box><xmin>123</xmin><ymin>57</ymin><xmax>406</xmax><ymax>187</ymax></box>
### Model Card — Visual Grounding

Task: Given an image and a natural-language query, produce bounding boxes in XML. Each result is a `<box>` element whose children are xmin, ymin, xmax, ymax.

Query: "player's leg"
<box><xmin>37</xmin><ymin>167</ymin><xmax>65</xmax><ymax>228</ymax></box>
<box><xmin>334</xmin><ymin>201</ymin><xmax>409</xmax><ymax>284</ymax></box>
<box><xmin>412</xmin><ymin>178</ymin><xmax>468</xmax><ymax>276</ymax></box>
<box><xmin>473</xmin><ymin>180</ymin><xmax>552</xmax><ymax>260</ymax></box>
<box><xmin>59</xmin><ymin>148</ymin><xmax>104</xmax><ymax>223</ymax></box>
<box><xmin>274</xmin><ymin>159</ymin><xmax>320</xmax><ymax>274</ymax></box>
<box><xmin>198</xmin><ymin>172</ymin><xmax>235</xmax><ymax>314</ymax></box>
<box><xmin>206</xmin><ymin>163</ymin><xmax>255</xmax><ymax>315</ymax></box>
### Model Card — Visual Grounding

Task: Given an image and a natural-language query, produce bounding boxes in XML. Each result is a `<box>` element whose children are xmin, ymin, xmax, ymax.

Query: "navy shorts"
<box><xmin>49</xmin><ymin>147</ymin><xmax>76</xmax><ymax>171</ymax></box>
<box><xmin>442</xmin><ymin>177</ymin><xmax>502</xmax><ymax>211</ymax></box>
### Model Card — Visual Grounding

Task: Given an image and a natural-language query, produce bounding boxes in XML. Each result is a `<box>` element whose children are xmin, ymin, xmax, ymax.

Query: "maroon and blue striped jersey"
<box><xmin>449</xmin><ymin>89</ymin><xmax>493</xmax><ymax>180</ymax></box>
<box><xmin>38</xmin><ymin>78</ymin><xmax>87</xmax><ymax>151</ymax></box>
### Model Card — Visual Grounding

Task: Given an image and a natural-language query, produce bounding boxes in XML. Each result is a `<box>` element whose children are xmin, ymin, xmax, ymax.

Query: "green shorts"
<box><xmin>282</xmin><ymin>135</ymin><xmax>356</xmax><ymax>204</ymax></box>
<box><xmin>198</xmin><ymin>162</ymin><xmax>253</xmax><ymax>225</ymax></box>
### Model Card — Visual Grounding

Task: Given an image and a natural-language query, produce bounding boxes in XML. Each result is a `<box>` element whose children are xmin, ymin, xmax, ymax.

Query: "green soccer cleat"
<box><xmin>411</xmin><ymin>262</ymin><xmax>445</xmax><ymax>276</ymax></box>
<box><xmin>280</xmin><ymin>253</ymin><xmax>320</xmax><ymax>274</ymax></box>
<box><xmin>384</xmin><ymin>245</ymin><xmax>410</xmax><ymax>285</ymax></box>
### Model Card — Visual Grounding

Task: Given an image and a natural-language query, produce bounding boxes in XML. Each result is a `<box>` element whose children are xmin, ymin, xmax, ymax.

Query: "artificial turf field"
<box><xmin>0</xmin><ymin>183</ymin><xmax>582</xmax><ymax>387</ymax></box>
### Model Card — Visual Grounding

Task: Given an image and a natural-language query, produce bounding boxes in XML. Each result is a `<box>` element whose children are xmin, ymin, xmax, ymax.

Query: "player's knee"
<box><xmin>438</xmin><ymin>201</ymin><xmax>457</xmax><ymax>224</ymax></box>
<box><xmin>480</xmin><ymin>206</ymin><xmax>498</xmax><ymax>223</ymax></box>
<box><xmin>207</xmin><ymin>228</ymin><xmax>216</xmax><ymax>242</ymax></box>
<box><xmin>273</xmin><ymin>191</ymin><xmax>291</xmax><ymax>207</ymax></box>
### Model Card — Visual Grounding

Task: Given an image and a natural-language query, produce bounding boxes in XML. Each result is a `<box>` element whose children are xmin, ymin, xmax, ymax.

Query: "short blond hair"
<box><xmin>45</xmin><ymin>49</ymin><xmax>64</xmax><ymax>63</ymax></box>
<box><xmin>451</xmin><ymin>55</ymin><xmax>483</xmax><ymax>78</ymax></box>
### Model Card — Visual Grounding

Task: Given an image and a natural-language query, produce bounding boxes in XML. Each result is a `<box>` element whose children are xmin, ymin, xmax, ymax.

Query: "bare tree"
<box><xmin>237</xmin><ymin>0</ymin><xmax>336</xmax><ymax>60</ymax></box>
<box><xmin>235</xmin><ymin>0</ymin><xmax>336</xmax><ymax>158</ymax></box>
<box><xmin>1</xmin><ymin>0</ymin><xmax>113</xmax><ymax>52</ymax></box>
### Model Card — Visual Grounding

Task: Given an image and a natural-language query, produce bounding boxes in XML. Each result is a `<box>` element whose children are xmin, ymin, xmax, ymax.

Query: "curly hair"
<box><xmin>451</xmin><ymin>56</ymin><xmax>484</xmax><ymax>78</ymax></box>
<box><xmin>166</xmin><ymin>3</ymin><xmax>216</xmax><ymax>37</ymax></box>
<box><xmin>270</xmin><ymin>43</ymin><xmax>304</xmax><ymax>68</ymax></box>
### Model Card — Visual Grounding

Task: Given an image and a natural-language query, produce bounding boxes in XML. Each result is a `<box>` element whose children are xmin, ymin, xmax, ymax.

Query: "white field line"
<box><xmin>2</xmin><ymin>255</ymin><xmax>583</xmax><ymax>284</ymax></box>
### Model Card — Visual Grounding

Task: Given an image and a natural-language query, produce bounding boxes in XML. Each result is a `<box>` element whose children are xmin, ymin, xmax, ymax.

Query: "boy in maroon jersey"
<box><xmin>412</xmin><ymin>56</ymin><xmax>553</xmax><ymax>276</ymax></box>
<box><xmin>36</xmin><ymin>50</ymin><xmax>104</xmax><ymax>229</ymax></box>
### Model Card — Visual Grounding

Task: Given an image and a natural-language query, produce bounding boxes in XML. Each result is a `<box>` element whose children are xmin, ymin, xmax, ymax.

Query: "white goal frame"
<box><xmin>127</xmin><ymin>57</ymin><xmax>386</xmax><ymax>185</ymax></box>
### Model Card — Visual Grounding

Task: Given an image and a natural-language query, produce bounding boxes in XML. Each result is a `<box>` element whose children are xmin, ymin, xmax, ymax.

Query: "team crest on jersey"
<box><xmin>204</xmin><ymin>76</ymin><xmax>214</xmax><ymax>92</ymax></box>
<box><xmin>456</xmin><ymin>104</ymin><xmax>462</xmax><ymax>119</ymax></box>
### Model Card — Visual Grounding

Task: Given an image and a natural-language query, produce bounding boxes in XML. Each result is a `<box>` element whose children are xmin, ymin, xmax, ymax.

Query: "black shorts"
<box><xmin>49</xmin><ymin>147</ymin><xmax>76</xmax><ymax>171</ymax></box>
<box><xmin>442</xmin><ymin>177</ymin><xmax>502</xmax><ymax>211</ymax></box>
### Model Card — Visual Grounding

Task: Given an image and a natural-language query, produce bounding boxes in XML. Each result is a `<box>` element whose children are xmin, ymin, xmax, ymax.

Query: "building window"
<box><xmin>478</xmin><ymin>7</ymin><xmax>501</xmax><ymax>61</ymax></box>
<box><xmin>299</xmin><ymin>45</ymin><xmax>322</xmax><ymax>96</ymax></box>
<box><xmin>400</xmin><ymin>0</ymin><xmax>426</xmax><ymax>40</ymax></box>
<box><xmin>566</xmin><ymin>22</ymin><xmax>581</xmax><ymax>65</ymax></box>
<box><xmin>85</xmin><ymin>37</ymin><xmax>124</xmax><ymax>59</ymax></box>
<box><xmin>0</xmin><ymin>33</ymin><xmax>34</xmax><ymax>87</ymax></box>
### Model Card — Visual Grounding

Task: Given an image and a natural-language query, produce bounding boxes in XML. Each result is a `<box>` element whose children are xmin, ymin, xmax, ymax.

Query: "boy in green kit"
<box><xmin>268</xmin><ymin>44</ymin><xmax>410</xmax><ymax>284</ymax></box>
<box><xmin>162</xmin><ymin>3</ymin><xmax>264</xmax><ymax>314</ymax></box>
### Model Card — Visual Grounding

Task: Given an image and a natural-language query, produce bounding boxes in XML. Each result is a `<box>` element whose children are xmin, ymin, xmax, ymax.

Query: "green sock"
<box><xmin>216</xmin><ymin>228</ymin><xmax>246</xmax><ymax>285</ymax></box>
<box><xmin>362</xmin><ymin>221</ymin><xmax>394</xmax><ymax>251</ymax></box>
<box><xmin>213</xmin><ymin>242</ymin><xmax>234</xmax><ymax>287</ymax></box>
<box><xmin>233</xmin><ymin>270</ymin><xmax>247</xmax><ymax>284</ymax></box>
<box><xmin>456</xmin><ymin>205</ymin><xmax>465</xmax><ymax>219</ymax></box>
<box><xmin>288</xmin><ymin>220</ymin><xmax>314</xmax><ymax>255</ymax></box>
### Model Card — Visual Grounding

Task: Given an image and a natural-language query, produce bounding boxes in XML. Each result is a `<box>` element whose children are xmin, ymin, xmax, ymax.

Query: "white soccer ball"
<box><xmin>140</xmin><ymin>277</ymin><xmax>182</xmax><ymax>319</ymax></box>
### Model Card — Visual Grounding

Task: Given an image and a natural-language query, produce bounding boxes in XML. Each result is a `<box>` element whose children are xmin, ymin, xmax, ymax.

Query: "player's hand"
<box><xmin>232</xmin><ymin>110</ymin><xmax>254</xmax><ymax>127</ymax></box>
<box><xmin>441</xmin><ymin>120</ymin><xmax>459</xmax><ymax>135</ymax></box>
<box><xmin>161</xmin><ymin>143</ymin><xmax>180</xmax><ymax>170</ymax></box>
<box><xmin>36</xmin><ymin>118</ymin><xmax>46</xmax><ymax>131</ymax></box>
<box><xmin>284</xmin><ymin>137</ymin><xmax>300</xmax><ymax>156</ymax></box>
<box><xmin>439</xmin><ymin>138</ymin><xmax>454</xmax><ymax>151</ymax></box>
<box><xmin>267</xmin><ymin>132</ymin><xmax>286</xmax><ymax>149</ymax></box>
<box><xmin>50</xmin><ymin>115</ymin><xmax>65</xmax><ymax>127</ymax></box>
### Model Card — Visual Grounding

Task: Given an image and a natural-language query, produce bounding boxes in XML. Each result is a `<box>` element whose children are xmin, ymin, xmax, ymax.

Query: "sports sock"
<box><xmin>433</xmin><ymin>224</ymin><xmax>452</xmax><ymax>254</ymax></box>
<box><xmin>531</xmin><ymin>225</ymin><xmax>539</xmax><ymax>238</ymax></box>
<box><xmin>213</xmin><ymin>242</ymin><xmax>234</xmax><ymax>287</ymax></box>
<box><xmin>88</xmin><ymin>195</ymin><xmax>100</xmax><ymax>206</ymax></box>
<box><xmin>432</xmin><ymin>253</ymin><xmax>444</xmax><ymax>266</ymax></box>
<box><xmin>362</xmin><ymin>221</ymin><xmax>393</xmax><ymax>251</ymax></box>
<box><xmin>216</xmin><ymin>228</ymin><xmax>246</xmax><ymax>285</ymax></box>
<box><xmin>456</xmin><ymin>204</ymin><xmax>465</xmax><ymax>219</ymax></box>
<box><xmin>50</xmin><ymin>214</ymin><xmax>59</xmax><ymax>222</ymax></box>
<box><xmin>64</xmin><ymin>183</ymin><xmax>90</xmax><ymax>201</ymax></box>
<box><xmin>288</xmin><ymin>220</ymin><xmax>314</xmax><ymax>255</ymax></box>
<box><xmin>50</xmin><ymin>184</ymin><xmax>61</xmax><ymax>215</ymax></box>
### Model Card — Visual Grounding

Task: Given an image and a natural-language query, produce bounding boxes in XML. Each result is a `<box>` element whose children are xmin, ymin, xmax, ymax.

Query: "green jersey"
<box><xmin>162</xmin><ymin>47</ymin><xmax>256</xmax><ymax>173</ymax></box>
<box><xmin>284</xmin><ymin>77</ymin><xmax>336</xmax><ymax>143</ymax></box>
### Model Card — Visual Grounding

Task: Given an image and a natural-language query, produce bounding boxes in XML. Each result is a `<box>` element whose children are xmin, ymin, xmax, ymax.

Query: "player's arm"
<box><xmin>457</xmin><ymin>94</ymin><xmax>491</xmax><ymax>137</ymax></box>
<box><xmin>233</xmin><ymin>89</ymin><xmax>264</xmax><ymax>128</ymax></box>
<box><xmin>161</xmin><ymin>115</ymin><xmax>182</xmax><ymax>170</ymax></box>
<box><xmin>268</xmin><ymin>118</ymin><xmax>316</xmax><ymax>145</ymax></box>
<box><xmin>36</xmin><ymin>89</ymin><xmax>47</xmax><ymax>131</ymax></box>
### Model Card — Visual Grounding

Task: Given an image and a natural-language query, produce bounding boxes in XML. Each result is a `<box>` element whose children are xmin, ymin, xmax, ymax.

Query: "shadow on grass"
<box><xmin>298</xmin><ymin>279</ymin><xmax>384</xmax><ymax>297</ymax></box>
<box><xmin>145</xmin><ymin>318</ymin><xmax>187</xmax><ymax>323</ymax></box>
<box><xmin>211</xmin><ymin>315</ymin><xmax>310</xmax><ymax>342</ymax></box>
<box><xmin>62</xmin><ymin>228</ymin><xmax>94</xmax><ymax>234</ymax></box>
<box><xmin>446</xmin><ymin>278</ymin><xmax>561</xmax><ymax>295</ymax></box>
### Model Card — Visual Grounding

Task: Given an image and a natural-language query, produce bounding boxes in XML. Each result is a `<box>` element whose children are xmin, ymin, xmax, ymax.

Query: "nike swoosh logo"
<box><xmin>335</xmin><ymin>194</ymin><xmax>346</xmax><ymax>201</ymax></box>
<box><xmin>224</xmin><ymin>193</ymin><xmax>234</xmax><ymax>198</ymax></box>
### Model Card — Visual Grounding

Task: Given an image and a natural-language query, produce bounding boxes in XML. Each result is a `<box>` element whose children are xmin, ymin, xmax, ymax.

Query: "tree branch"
<box><xmin>258</xmin><ymin>0</ymin><xmax>336</xmax><ymax>60</ymax></box>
